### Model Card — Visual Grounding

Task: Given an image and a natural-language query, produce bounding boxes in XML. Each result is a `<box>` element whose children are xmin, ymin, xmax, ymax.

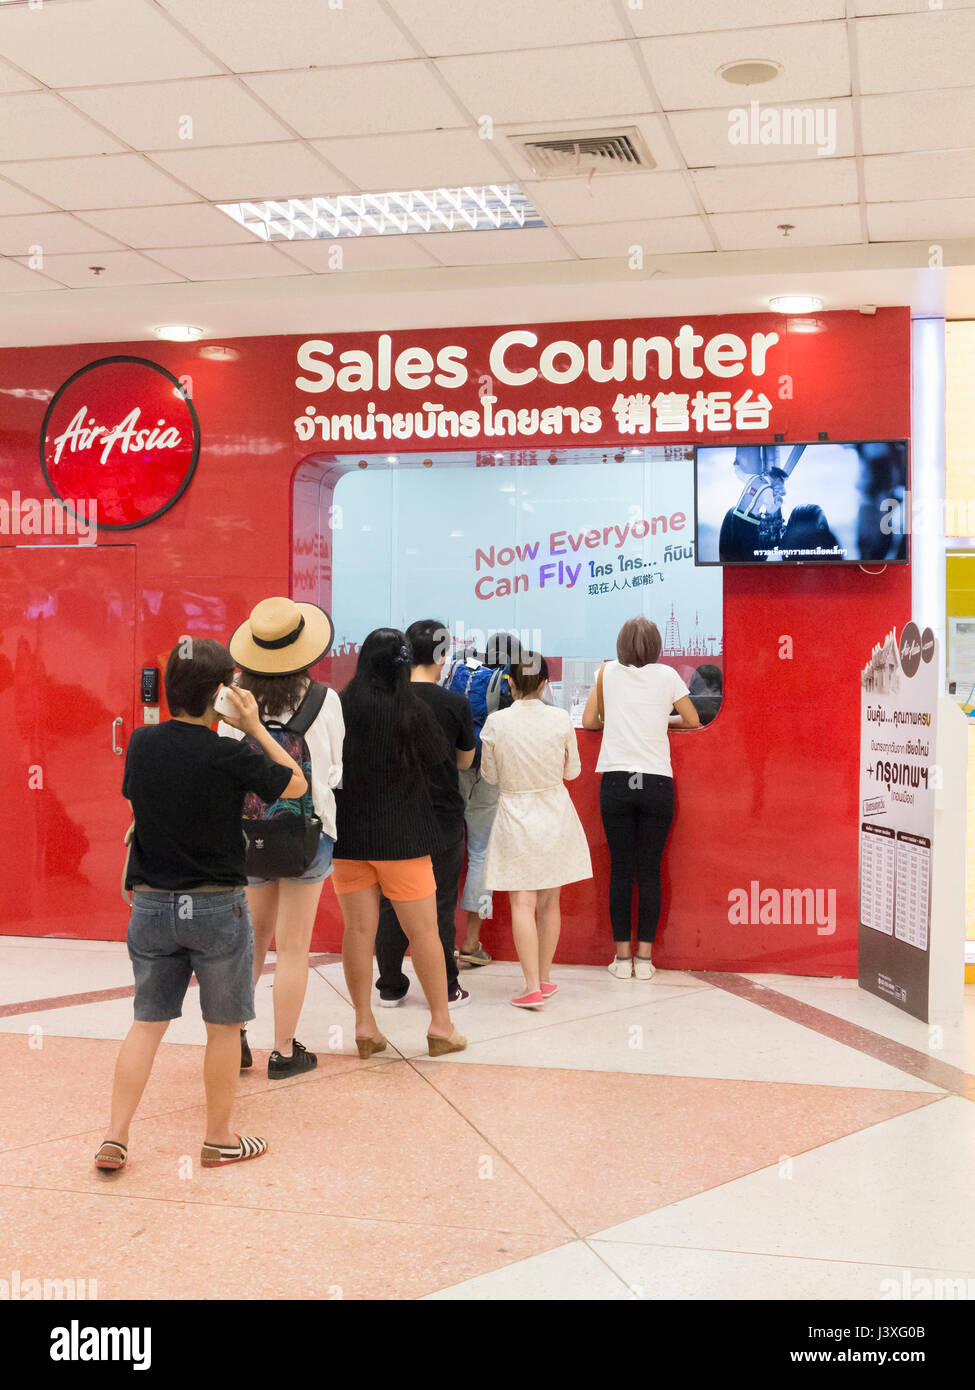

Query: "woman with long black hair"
<box><xmin>334</xmin><ymin>628</ymin><xmax>466</xmax><ymax>1058</ymax></box>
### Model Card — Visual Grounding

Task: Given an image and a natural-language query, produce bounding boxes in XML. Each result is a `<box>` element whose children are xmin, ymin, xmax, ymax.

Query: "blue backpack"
<box><xmin>444</xmin><ymin>659</ymin><xmax>510</xmax><ymax>764</ymax></box>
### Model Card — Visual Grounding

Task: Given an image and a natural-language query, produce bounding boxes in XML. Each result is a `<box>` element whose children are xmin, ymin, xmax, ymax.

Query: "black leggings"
<box><xmin>599</xmin><ymin>772</ymin><xmax>675</xmax><ymax>943</ymax></box>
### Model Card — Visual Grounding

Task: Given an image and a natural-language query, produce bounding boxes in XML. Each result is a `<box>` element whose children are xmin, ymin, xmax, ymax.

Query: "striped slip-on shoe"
<box><xmin>200</xmin><ymin>1134</ymin><xmax>268</xmax><ymax>1167</ymax></box>
<box><xmin>94</xmin><ymin>1141</ymin><xmax>127</xmax><ymax>1171</ymax></box>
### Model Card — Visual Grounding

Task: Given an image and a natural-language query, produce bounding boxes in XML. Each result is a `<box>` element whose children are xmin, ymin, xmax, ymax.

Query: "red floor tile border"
<box><xmin>694</xmin><ymin>971</ymin><xmax>973</xmax><ymax>1097</ymax></box>
<box><xmin>0</xmin><ymin>953</ymin><xmax>339</xmax><ymax>1019</ymax></box>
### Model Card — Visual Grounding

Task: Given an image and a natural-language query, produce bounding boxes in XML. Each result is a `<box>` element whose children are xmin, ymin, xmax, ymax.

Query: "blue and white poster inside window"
<box><xmin>331</xmin><ymin>447</ymin><xmax>723</xmax><ymax>723</ymax></box>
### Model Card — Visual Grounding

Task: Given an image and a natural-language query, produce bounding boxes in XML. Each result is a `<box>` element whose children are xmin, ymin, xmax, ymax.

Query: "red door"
<box><xmin>0</xmin><ymin>546</ymin><xmax>135</xmax><ymax>939</ymax></box>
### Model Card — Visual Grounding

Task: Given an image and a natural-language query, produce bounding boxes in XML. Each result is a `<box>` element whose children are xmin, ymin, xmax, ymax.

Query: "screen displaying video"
<box><xmin>694</xmin><ymin>440</ymin><xmax>909</xmax><ymax>566</ymax></box>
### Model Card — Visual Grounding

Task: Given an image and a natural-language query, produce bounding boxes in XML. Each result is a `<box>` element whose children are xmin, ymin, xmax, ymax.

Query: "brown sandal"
<box><xmin>427</xmin><ymin>1030</ymin><xmax>467</xmax><ymax>1058</ymax></box>
<box><xmin>94</xmin><ymin>1140</ymin><xmax>127</xmax><ymax>1171</ymax></box>
<box><xmin>355</xmin><ymin>1035</ymin><xmax>387</xmax><ymax>1059</ymax></box>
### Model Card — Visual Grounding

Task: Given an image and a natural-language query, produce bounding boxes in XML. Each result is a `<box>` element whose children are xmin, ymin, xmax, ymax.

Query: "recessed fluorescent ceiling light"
<box><xmin>768</xmin><ymin>295</ymin><xmax>823</xmax><ymax>313</ymax></box>
<box><xmin>216</xmin><ymin>186</ymin><xmax>546</xmax><ymax>241</ymax></box>
<box><xmin>153</xmin><ymin>324</ymin><xmax>205</xmax><ymax>341</ymax></box>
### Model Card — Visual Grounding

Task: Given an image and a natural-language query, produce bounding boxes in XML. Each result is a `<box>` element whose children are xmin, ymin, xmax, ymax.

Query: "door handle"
<box><xmin>111</xmin><ymin>717</ymin><xmax>124</xmax><ymax>755</ymax></box>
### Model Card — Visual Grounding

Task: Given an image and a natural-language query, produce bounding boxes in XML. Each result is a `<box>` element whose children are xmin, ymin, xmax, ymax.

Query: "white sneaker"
<box><xmin>608</xmin><ymin>957</ymin><xmax>633</xmax><ymax>980</ymax></box>
<box><xmin>633</xmin><ymin>957</ymin><xmax>655</xmax><ymax>980</ymax></box>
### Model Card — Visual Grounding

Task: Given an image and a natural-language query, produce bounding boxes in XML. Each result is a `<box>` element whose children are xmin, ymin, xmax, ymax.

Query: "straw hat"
<box><xmin>230</xmin><ymin>597</ymin><xmax>334</xmax><ymax>675</ymax></box>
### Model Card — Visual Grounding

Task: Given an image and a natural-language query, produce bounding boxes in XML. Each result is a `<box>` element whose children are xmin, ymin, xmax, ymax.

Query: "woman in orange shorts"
<box><xmin>333</xmin><ymin>628</ymin><xmax>466</xmax><ymax>1058</ymax></box>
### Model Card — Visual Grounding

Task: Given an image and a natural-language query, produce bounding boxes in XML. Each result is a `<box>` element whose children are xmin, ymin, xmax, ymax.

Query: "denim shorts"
<box><xmin>246</xmin><ymin>832</ymin><xmax>335</xmax><ymax>887</ymax></box>
<box><xmin>126</xmin><ymin>888</ymin><xmax>255</xmax><ymax>1026</ymax></box>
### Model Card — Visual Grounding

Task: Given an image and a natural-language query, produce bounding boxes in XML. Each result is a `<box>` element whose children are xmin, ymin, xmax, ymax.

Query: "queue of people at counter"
<box><xmin>96</xmin><ymin>600</ymin><xmax>703</xmax><ymax>1173</ymax></box>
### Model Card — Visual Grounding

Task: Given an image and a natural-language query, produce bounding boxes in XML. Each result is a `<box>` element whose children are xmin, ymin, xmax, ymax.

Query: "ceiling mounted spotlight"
<box><xmin>769</xmin><ymin>295</ymin><xmax>823</xmax><ymax>314</ymax></box>
<box><xmin>717</xmin><ymin>59</ymin><xmax>783</xmax><ymax>86</ymax></box>
<box><xmin>153</xmin><ymin>325</ymin><xmax>205</xmax><ymax>342</ymax></box>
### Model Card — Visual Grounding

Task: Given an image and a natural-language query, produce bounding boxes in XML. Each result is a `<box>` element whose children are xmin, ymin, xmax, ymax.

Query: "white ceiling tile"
<box><xmin>11</xmin><ymin>250</ymin><xmax>186</xmax><ymax>289</ymax></box>
<box><xmin>865</xmin><ymin>150</ymin><xmax>975</xmax><ymax>203</ymax></box>
<box><xmin>857</xmin><ymin>12</ymin><xmax>975</xmax><ymax>93</ymax></box>
<box><xmin>313</xmin><ymin>129</ymin><xmax>511</xmax><ymax>191</ymax></box>
<box><xmin>692</xmin><ymin>158</ymin><xmax>858</xmax><ymax>212</ymax></box>
<box><xmin>500</xmin><ymin>115</ymin><xmax>680</xmax><ymax>176</ymax></box>
<box><xmin>0</xmin><ymin>0</ymin><xmax>222</xmax><ymax>86</ymax></box>
<box><xmin>147</xmin><ymin>243</ymin><xmax>309</xmax><ymax>280</ymax></box>
<box><xmin>669</xmin><ymin>101</ymin><xmax>854</xmax><ymax>166</ymax></box>
<box><xmin>0</xmin><ymin>155</ymin><xmax>198</xmax><ymax>210</ymax></box>
<box><xmin>410</xmin><ymin>227</ymin><xmax>573</xmax><ymax>265</ymax></box>
<box><xmin>628</xmin><ymin>1</ymin><xmax>846</xmax><ymax>35</ymax></box>
<box><xmin>156</xmin><ymin>0</ymin><xmax>415</xmax><ymax>70</ymax></box>
<box><xmin>560</xmin><ymin>216</ymin><xmax>712</xmax><ymax>257</ymax></box>
<box><xmin>0</xmin><ymin>212</ymin><xmax>124</xmax><ymax>256</ymax></box>
<box><xmin>709</xmin><ymin>204</ymin><xmax>862</xmax><ymax>250</ymax></box>
<box><xmin>0</xmin><ymin>259</ymin><xmax>62</xmax><ymax>293</ymax></box>
<box><xmin>860</xmin><ymin>91</ymin><xmax>975</xmax><ymax>154</ymax></box>
<box><xmin>64</xmin><ymin>78</ymin><xmax>293</xmax><ymax>151</ymax></box>
<box><xmin>641</xmin><ymin>23</ymin><xmax>850</xmax><ymax>109</ymax></box>
<box><xmin>388</xmin><ymin>0</ymin><xmax>625</xmax><ymax>55</ymax></box>
<box><xmin>435</xmin><ymin>44</ymin><xmax>652</xmax><ymax>125</ymax></box>
<box><xmin>868</xmin><ymin>198</ymin><xmax>975</xmax><ymax>241</ymax></box>
<box><xmin>280</xmin><ymin>236</ymin><xmax>440</xmax><ymax>272</ymax></box>
<box><xmin>854</xmin><ymin>0</ymin><xmax>975</xmax><ymax>13</ymax></box>
<box><xmin>0</xmin><ymin>57</ymin><xmax>39</xmax><ymax>94</ymax></box>
<box><xmin>0</xmin><ymin>177</ymin><xmax>53</xmax><ymax>216</ymax></box>
<box><xmin>244</xmin><ymin>63</ymin><xmax>465</xmax><ymax>139</ymax></box>
<box><xmin>0</xmin><ymin>93</ymin><xmax>125</xmax><ymax>161</ymax></box>
<box><xmin>149</xmin><ymin>143</ymin><xmax>353</xmax><ymax>201</ymax></box>
<box><xmin>80</xmin><ymin>203</ymin><xmax>257</xmax><ymax>248</ymax></box>
<box><xmin>524</xmin><ymin>171</ymin><xmax>697</xmax><ymax>225</ymax></box>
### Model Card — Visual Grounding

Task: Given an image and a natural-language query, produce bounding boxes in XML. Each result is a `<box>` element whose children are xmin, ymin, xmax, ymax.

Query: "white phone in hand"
<box><xmin>213</xmin><ymin>685</ymin><xmax>237</xmax><ymax>719</ymax></box>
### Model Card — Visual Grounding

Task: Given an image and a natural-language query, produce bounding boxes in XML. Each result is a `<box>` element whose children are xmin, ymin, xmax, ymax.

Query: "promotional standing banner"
<box><xmin>858</xmin><ymin>622</ymin><xmax>939</xmax><ymax>1020</ymax></box>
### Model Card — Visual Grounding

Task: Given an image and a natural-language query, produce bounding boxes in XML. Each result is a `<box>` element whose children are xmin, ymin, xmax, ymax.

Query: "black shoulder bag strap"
<box><xmin>285</xmin><ymin>680</ymin><xmax>328</xmax><ymax>737</ymax></box>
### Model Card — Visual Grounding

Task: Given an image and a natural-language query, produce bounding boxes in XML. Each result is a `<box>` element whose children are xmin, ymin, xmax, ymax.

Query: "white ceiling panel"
<box><xmin>524</xmin><ymin>171</ymin><xmax>698</xmax><ymax>225</ymax></box>
<box><xmin>0</xmin><ymin>93</ymin><xmax>124</xmax><ymax>161</ymax></box>
<box><xmin>0</xmin><ymin>178</ymin><xmax>53</xmax><ymax>217</ymax></box>
<box><xmin>389</xmin><ymin>0</ymin><xmax>625</xmax><ymax>55</ymax></box>
<box><xmin>410</xmin><ymin>227</ymin><xmax>574</xmax><ymax>265</ymax></box>
<box><xmin>313</xmin><ymin>129</ymin><xmax>511</xmax><ymax>191</ymax></box>
<box><xmin>642</xmin><ymin>24</ymin><xmax>850</xmax><ymax>110</ymax></box>
<box><xmin>668</xmin><ymin>101</ymin><xmax>854</xmax><ymax>166</ymax></box>
<box><xmin>1</xmin><ymin>154</ymin><xmax>196</xmax><ymax>210</ymax></box>
<box><xmin>560</xmin><ymin>216</ymin><xmax>712</xmax><ymax>257</ymax></box>
<box><xmin>244</xmin><ymin>63</ymin><xmax>465</xmax><ymax>139</ymax></box>
<box><xmin>64</xmin><ymin>78</ymin><xmax>293</xmax><ymax>152</ymax></box>
<box><xmin>865</xmin><ymin>150</ymin><xmax>975</xmax><ymax>204</ymax></box>
<box><xmin>435</xmin><ymin>44</ymin><xmax>652</xmax><ymax>125</ymax></box>
<box><xmin>868</xmin><ymin>199</ymin><xmax>975</xmax><ymax>241</ymax></box>
<box><xmin>149</xmin><ymin>143</ymin><xmax>353</xmax><ymax>201</ymax></box>
<box><xmin>857</xmin><ymin>12</ymin><xmax>975</xmax><ymax>93</ymax></box>
<box><xmin>0</xmin><ymin>56</ymin><xmax>39</xmax><ymax>94</ymax></box>
<box><xmin>79</xmin><ymin>203</ymin><xmax>258</xmax><ymax>248</ymax></box>
<box><xmin>692</xmin><ymin>158</ymin><xmax>858</xmax><ymax>213</ymax></box>
<box><xmin>0</xmin><ymin>0</ymin><xmax>222</xmax><ymax>87</ymax></box>
<box><xmin>156</xmin><ymin>0</ymin><xmax>415</xmax><ymax>71</ymax></box>
<box><xmin>0</xmin><ymin>212</ymin><xmax>123</xmax><ymax>256</ymax></box>
<box><xmin>628</xmin><ymin>1</ymin><xmax>846</xmax><ymax>35</ymax></box>
<box><xmin>860</xmin><ymin>91</ymin><xmax>975</xmax><ymax>155</ymax></box>
<box><xmin>854</xmin><ymin>0</ymin><xmax>975</xmax><ymax>13</ymax></box>
<box><xmin>500</xmin><ymin>115</ymin><xmax>681</xmax><ymax>177</ymax></box>
<box><xmin>710</xmin><ymin>204</ymin><xmax>862</xmax><ymax>250</ymax></box>
<box><xmin>147</xmin><ymin>243</ymin><xmax>307</xmax><ymax>281</ymax></box>
<box><xmin>281</xmin><ymin>236</ymin><xmax>441</xmax><ymax>273</ymax></box>
<box><xmin>11</xmin><ymin>250</ymin><xmax>186</xmax><ymax>288</ymax></box>
<box><xmin>0</xmin><ymin>259</ymin><xmax>62</xmax><ymax>293</ymax></box>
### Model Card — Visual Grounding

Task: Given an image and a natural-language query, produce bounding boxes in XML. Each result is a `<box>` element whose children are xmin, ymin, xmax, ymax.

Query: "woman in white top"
<box><xmin>481</xmin><ymin>653</ymin><xmax>592</xmax><ymax>1009</ymax></box>
<box><xmin>219</xmin><ymin>598</ymin><xmax>344</xmax><ymax>1079</ymax></box>
<box><xmin>582</xmin><ymin>617</ymin><xmax>700</xmax><ymax>980</ymax></box>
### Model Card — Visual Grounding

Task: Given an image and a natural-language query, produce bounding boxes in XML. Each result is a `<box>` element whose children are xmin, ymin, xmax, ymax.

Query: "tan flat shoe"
<box><xmin>427</xmin><ymin>1030</ymin><xmax>467</xmax><ymax>1057</ymax></box>
<box><xmin>355</xmin><ymin>1034</ymin><xmax>387</xmax><ymax>1059</ymax></box>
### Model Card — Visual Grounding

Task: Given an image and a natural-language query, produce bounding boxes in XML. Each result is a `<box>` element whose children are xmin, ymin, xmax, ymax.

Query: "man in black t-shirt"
<box><xmin>375</xmin><ymin>620</ymin><xmax>475</xmax><ymax>1007</ymax></box>
<box><xmin>96</xmin><ymin>638</ymin><xmax>305</xmax><ymax>1175</ymax></box>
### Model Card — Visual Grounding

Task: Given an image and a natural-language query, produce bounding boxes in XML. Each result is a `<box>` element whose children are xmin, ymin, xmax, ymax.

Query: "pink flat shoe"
<box><xmin>539</xmin><ymin>982</ymin><xmax>558</xmax><ymax>998</ymax></box>
<box><xmin>511</xmin><ymin>990</ymin><xmax>545</xmax><ymax>1009</ymax></box>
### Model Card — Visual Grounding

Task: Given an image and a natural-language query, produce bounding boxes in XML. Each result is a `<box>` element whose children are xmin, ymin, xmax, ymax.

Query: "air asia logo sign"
<box><xmin>40</xmin><ymin>356</ymin><xmax>200</xmax><ymax>530</ymax></box>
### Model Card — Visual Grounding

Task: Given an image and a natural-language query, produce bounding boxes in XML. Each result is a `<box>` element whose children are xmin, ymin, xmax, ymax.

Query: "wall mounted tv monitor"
<box><xmin>694</xmin><ymin>440</ymin><xmax>909</xmax><ymax>566</ymax></box>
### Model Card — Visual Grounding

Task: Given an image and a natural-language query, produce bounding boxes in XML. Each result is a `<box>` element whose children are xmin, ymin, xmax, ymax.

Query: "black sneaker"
<box><xmin>240</xmin><ymin>1028</ymin><xmax>252</xmax><ymax>1070</ymax></box>
<box><xmin>268</xmin><ymin>1039</ymin><xmax>318</xmax><ymax>1079</ymax></box>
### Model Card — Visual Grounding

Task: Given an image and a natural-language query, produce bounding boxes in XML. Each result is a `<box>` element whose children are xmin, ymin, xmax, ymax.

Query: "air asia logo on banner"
<box><xmin>40</xmin><ymin>356</ymin><xmax>200</xmax><ymax>531</ymax></box>
<box><xmin>292</xmin><ymin>318</ymin><xmax>784</xmax><ymax>450</ymax></box>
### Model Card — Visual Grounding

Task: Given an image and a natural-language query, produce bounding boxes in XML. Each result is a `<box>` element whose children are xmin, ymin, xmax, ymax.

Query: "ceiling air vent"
<box><xmin>511</xmin><ymin>127</ymin><xmax>656</xmax><ymax>178</ymax></box>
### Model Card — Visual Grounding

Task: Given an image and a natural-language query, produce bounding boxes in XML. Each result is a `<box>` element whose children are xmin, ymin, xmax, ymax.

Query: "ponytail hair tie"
<box><xmin>392</xmin><ymin>643</ymin><xmax>412</xmax><ymax>668</ymax></box>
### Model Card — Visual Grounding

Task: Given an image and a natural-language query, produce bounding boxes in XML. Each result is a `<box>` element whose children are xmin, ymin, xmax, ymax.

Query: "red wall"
<box><xmin>0</xmin><ymin>309</ymin><xmax>911</xmax><ymax>972</ymax></box>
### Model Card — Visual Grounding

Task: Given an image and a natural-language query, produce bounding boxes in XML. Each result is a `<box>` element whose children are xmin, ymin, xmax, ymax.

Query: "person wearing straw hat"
<box><xmin>219</xmin><ymin>597</ymin><xmax>344</xmax><ymax>1080</ymax></box>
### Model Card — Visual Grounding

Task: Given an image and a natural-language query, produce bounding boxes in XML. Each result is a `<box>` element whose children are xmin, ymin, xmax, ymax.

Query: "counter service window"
<box><xmin>328</xmin><ymin>447</ymin><xmax>723</xmax><ymax>725</ymax></box>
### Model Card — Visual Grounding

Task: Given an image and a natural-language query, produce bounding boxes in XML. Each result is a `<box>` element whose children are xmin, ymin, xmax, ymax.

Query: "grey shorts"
<box><xmin>126</xmin><ymin>888</ymin><xmax>255</xmax><ymax>1026</ymax></box>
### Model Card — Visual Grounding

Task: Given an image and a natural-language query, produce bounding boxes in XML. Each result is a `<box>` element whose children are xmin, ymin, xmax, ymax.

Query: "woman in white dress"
<box><xmin>480</xmin><ymin>653</ymin><xmax>592</xmax><ymax>1009</ymax></box>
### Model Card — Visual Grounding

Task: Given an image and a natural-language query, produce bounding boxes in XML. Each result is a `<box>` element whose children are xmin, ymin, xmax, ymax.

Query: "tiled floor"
<box><xmin>0</xmin><ymin>935</ymin><xmax>972</xmax><ymax>1301</ymax></box>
